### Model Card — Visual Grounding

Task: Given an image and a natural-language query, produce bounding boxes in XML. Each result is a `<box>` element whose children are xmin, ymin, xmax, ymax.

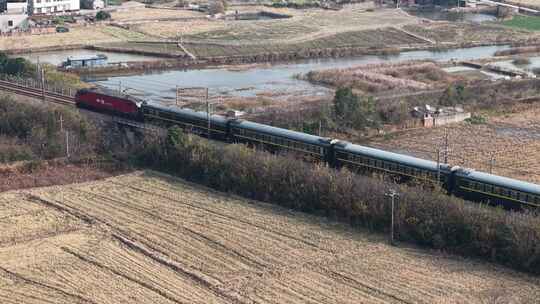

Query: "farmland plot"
<box><xmin>370</xmin><ymin>105</ymin><xmax>540</xmax><ymax>183</ymax></box>
<box><xmin>2</xmin><ymin>171</ymin><xmax>539</xmax><ymax>303</ymax></box>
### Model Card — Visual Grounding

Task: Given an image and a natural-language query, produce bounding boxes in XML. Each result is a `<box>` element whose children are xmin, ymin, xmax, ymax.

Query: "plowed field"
<box><xmin>1</xmin><ymin>171</ymin><xmax>538</xmax><ymax>303</ymax></box>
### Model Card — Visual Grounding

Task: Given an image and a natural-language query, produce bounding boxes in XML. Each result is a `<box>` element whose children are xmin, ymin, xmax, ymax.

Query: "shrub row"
<box><xmin>132</xmin><ymin>127</ymin><xmax>540</xmax><ymax>274</ymax></box>
<box><xmin>0</xmin><ymin>95</ymin><xmax>99</xmax><ymax>160</ymax></box>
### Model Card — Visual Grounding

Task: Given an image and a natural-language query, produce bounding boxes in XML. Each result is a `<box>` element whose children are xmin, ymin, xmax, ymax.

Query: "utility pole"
<box><xmin>65</xmin><ymin>130</ymin><xmax>70</xmax><ymax>158</ymax></box>
<box><xmin>436</xmin><ymin>148</ymin><xmax>443</xmax><ymax>186</ymax></box>
<box><xmin>385</xmin><ymin>189</ymin><xmax>399</xmax><ymax>246</ymax></box>
<box><xmin>36</xmin><ymin>55</ymin><xmax>39</xmax><ymax>83</ymax></box>
<box><xmin>41</xmin><ymin>68</ymin><xmax>45</xmax><ymax>102</ymax></box>
<box><xmin>206</xmin><ymin>87</ymin><xmax>210</xmax><ymax>139</ymax></box>
<box><xmin>176</xmin><ymin>85</ymin><xmax>179</xmax><ymax>106</ymax></box>
<box><xmin>58</xmin><ymin>113</ymin><xmax>64</xmax><ymax>132</ymax></box>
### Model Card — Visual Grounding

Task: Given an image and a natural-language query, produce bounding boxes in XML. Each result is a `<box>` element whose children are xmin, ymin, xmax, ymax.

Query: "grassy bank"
<box><xmin>503</xmin><ymin>15</ymin><xmax>540</xmax><ymax>31</ymax></box>
<box><xmin>130</xmin><ymin>127</ymin><xmax>540</xmax><ymax>275</ymax></box>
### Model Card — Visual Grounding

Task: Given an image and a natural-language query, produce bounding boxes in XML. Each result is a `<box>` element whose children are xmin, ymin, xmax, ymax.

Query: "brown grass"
<box><xmin>303</xmin><ymin>61</ymin><xmax>458</xmax><ymax>95</ymax></box>
<box><xmin>0</xmin><ymin>160</ymin><xmax>121</xmax><ymax>192</ymax></box>
<box><xmin>1</xmin><ymin>171</ymin><xmax>538</xmax><ymax>303</ymax></box>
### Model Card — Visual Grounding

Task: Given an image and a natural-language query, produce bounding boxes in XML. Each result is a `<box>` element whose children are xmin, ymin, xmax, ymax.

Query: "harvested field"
<box><xmin>134</xmin><ymin>4</ymin><xmax>419</xmax><ymax>43</ymax></box>
<box><xmin>0</xmin><ymin>26</ymin><xmax>147</xmax><ymax>51</ymax></box>
<box><xmin>402</xmin><ymin>22</ymin><xmax>539</xmax><ymax>44</ymax></box>
<box><xmin>370</xmin><ymin>104</ymin><xmax>540</xmax><ymax>183</ymax></box>
<box><xmin>1</xmin><ymin>171</ymin><xmax>539</xmax><ymax>303</ymax></box>
<box><xmin>106</xmin><ymin>27</ymin><xmax>426</xmax><ymax>59</ymax></box>
<box><xmin>111</xmin><ymin>7</ymin><xmax>204</xmax><ymax>22</ymax></box>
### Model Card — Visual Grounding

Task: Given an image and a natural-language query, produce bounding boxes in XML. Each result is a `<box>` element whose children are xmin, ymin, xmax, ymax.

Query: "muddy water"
<box><xmin>407</xmin><ymin>9</ymin><xmax>497</xmax><ymax>23</ymax></box>
<box><xmin>86</xmin><ymin>44</ymin><xmax>511</xmax><ymax>103</ymax></box>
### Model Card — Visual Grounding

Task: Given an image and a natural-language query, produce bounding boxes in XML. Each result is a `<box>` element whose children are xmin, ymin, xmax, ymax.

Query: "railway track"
<box><xmin>0</xmin><ymin>80</ymin><xmax>75</xmax><ymax>106</ymax></box>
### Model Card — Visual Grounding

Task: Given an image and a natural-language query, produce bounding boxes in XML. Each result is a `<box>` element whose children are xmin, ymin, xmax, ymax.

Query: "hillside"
<box><xmin>0</xmin><ymin>171</ymin><xmax>538</xmax><ymax>303</ymax></box>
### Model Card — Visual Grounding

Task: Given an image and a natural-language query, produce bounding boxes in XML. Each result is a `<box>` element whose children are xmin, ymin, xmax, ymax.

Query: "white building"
<box><xmin>0</xmin><ymin>0</ymin><xmax>28</xmax><ymax>32</ymax></box>
<box><xmin>33</xmin><ymin>0</ymin><xmax>79</xmax><ymax>14</ymax></box>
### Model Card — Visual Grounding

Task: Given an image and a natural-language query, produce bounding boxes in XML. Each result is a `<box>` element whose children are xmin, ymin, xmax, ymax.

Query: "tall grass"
<box><xmin>131</xmin><ymin>127</ymin><xmax>540</xmax><ymax>274</ymax></box>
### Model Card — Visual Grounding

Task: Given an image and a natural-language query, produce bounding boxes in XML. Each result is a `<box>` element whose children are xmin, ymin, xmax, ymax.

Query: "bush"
<box><xmin>0</xmin><ymin>95</ymin><xmax>99</xmax><ymax>159</ymax></box>
<box><xmin>96</xmin><ymin>10</ymin><xmax>111</xmax><ymax>21</ymax></box>
<box><xmin>131</xmin><ymin>127</ymin><xmax>540</xmax><ymax>275</ymax></box>
<box><xmin>465</xmin><ymin>114</ymin><xmax>487</xmax><ymax>125</ymax></box>
<box><xmin>208</xmin><ymin>0</ymin><xmax>225</xmax><ymax>15</ymax></box>
<box><xmin>0</xmin><ymin>52</ymin><xmax>35</xmax><ymax>78</ymax></box>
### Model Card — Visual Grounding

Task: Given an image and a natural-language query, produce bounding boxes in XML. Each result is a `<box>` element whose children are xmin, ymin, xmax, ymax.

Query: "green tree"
<box><xmin>96</xmin><ymin>10</ymin><xmax>111</xmax><ymax>21</ymax></box>
<box><xmin>439</xmin><ymin>83</ymin><xmax>467</xmax><ymax>107</ymax></box>
<box><xmin>333</xmin><ymin>87</ymin><xmax>380</xmax><ymax>130</ymax></box>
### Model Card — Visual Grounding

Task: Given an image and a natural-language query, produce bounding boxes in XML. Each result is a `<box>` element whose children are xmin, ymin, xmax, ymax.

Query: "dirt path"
<box><xmin>0</xmin><ymin>171</ymin><xmax>538</xmax><ymax>303</ymax></box>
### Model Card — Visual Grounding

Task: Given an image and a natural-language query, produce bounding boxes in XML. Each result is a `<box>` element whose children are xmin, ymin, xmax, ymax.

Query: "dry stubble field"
<box><xmin>0</xmin><ymin>26</ymin><xmax>147</xmax><ymax>51</ymax></box>
<box><xmin>370</xmin><ymin>104</ymin><xmax>540</xmax><ymax>183</ymax></box>
<box><xmin>1</xmin><ymin>171</ymin><xmax>539</xmax><ymax>303</ymax></box>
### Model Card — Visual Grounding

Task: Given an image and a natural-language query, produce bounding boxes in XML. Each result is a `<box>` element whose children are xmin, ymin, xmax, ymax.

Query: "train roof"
<box><xmin>231</xmin><ymin>120</ymin><xmax>332</xmax><ymax>146</ymax></box>
<box><xmin>143</xmin><ymin>103</ymin><xmax>229</xmax><ymax>126</ymax></box>
<box><xmin>336</xmin><ymin>143</ymin><xmax>441</xmax><ymax>172</ymax></box>
<box><xmin>456</xmin><ymin>169</ymin><xmax>540</xmax><ymax>195</ymax></box>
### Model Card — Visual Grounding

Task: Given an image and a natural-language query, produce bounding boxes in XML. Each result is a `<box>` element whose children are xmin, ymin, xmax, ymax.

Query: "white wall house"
<box><xmin>0</xmin><ymin>0</ymin><xmax>28</xmax><ymax>32</ymax></box>
<box><xmin>33</xmin><ymin>0</ymin><xmax>79</xmax><ymax>14</ymax></box>
<box><xmin>0</xmin><ymin>13</ymin><xmax>27</xmax><ymax>31</ymax></box>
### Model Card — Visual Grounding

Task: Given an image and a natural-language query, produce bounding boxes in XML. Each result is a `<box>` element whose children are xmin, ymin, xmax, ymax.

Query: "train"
<box><xmin>75</xmin><ymin>88</ymin><xmax>540</xmax><ymax>210</ymax></box>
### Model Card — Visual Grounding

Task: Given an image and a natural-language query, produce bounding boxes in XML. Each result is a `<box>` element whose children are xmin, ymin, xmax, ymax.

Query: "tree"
<box><xmin>208</xmin><ymin>0</ymin><xmax>225</xmax><ymax>15</ymax></box>
<box><xmin>439</xmin><ymin>83</ymin><xmax>467</xmax><ymax>107</ymax></box>
<box><xmin>96</xmin><ymin>10</ymin><xmax>111</xmax><ymax>21</ymax></box>
<box><xmin>333</xmin><ymin>87</ymin><xmax>380</xmax><ymax>130</ymax></box>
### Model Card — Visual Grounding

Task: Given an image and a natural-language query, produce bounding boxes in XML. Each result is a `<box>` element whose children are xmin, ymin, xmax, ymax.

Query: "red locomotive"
<box><xmin>75</xmin><ymin>88</ymin><xmax>143</xmax><ymax>120</ymax></box>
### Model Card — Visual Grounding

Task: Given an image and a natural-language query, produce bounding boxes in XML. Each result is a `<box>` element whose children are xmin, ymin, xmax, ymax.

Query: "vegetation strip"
<box><xmin>129</xmin><ymin>127</ymin><xmax>540</xmax><ymax>274</ymax></box>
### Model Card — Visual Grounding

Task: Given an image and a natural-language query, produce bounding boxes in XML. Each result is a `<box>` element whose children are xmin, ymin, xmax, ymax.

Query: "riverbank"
<box><xmin>39</xmin><ymin>40</ymin><xmax>534</xmax><ymax>77</ymax></box>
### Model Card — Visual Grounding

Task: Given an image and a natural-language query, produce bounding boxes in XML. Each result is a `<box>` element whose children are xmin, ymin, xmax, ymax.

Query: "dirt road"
<box><xmin>1</xmin><ymin>171</ymin><xmax>538</xmax><ymax>303</ymax></box>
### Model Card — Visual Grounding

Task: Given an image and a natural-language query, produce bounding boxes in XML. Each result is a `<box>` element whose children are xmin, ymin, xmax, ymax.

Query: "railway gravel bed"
<box><xmin>1</xmin><ymin>171</ymin><xmax>539</xmax><ymax>303</ymax></box>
